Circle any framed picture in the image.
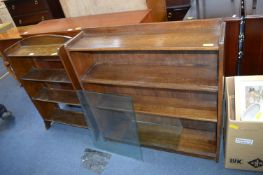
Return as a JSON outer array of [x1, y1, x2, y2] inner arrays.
[[235, 76, 263, 122]]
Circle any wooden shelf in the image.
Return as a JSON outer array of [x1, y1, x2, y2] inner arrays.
[[138, 123, 216, 159], [48, 108, 87, 128], [21, 68, 71, 83], [33, 88, 80, 105], [82, 64, 218, 92], [135, 104, 217, 122], [6, 44, 62, 57], [96, 102, 217, 123]]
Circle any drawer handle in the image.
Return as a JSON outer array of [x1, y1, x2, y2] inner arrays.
[[168, 12, 172, 18], [34, 0, 39, 5], [41, 16, 45, 21], [11, 5, 15, 10], [19, 19, 22, 25]]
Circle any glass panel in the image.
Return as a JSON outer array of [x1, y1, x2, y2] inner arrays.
[[136, 114, 183, 151], [77, 91, 142, 160]]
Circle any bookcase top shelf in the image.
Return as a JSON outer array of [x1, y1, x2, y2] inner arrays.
[[66, 19, 223, 51]]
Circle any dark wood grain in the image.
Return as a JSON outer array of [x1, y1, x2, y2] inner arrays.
[[13, 11, 52, 26], [224, 16, 263, 76], [4, 0, 64, 26]]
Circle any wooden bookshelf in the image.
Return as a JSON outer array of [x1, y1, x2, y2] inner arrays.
[[21, 69, 71, 84], [138, 124, 217, 159], [33, 88, 80, 105], [4, 35, 85, 129], [81, 64, 218, 92], [65, 19, 225, 161], [48, 109, 87, 128]]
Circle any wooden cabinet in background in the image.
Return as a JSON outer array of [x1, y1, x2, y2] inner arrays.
[[65, 19, 225, 161], [3, 0, 64, 26], [21, 10, 152, 37], [166, 0, 191, 21]]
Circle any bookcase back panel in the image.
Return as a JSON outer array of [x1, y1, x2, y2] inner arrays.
[[45, 82, 74, 90], [137, 113, 216, 131], [67, 51, 94, 79], [8, 58, 35, 78], [69, 51, 218, 75], [34, 60, 64, 69], [91, 51, 218, 66]]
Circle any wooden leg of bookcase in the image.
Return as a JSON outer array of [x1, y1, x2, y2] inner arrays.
[[44, 120, 52, 129]]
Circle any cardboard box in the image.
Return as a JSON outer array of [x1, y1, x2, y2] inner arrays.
[[224, 77, 263, 172]]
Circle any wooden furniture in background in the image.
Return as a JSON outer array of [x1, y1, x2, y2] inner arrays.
[[59, 0, 166, 22], [1, 10, 151, 81], [166, 0, 191, 21], [3, 0, 64, 26], [4, 35, 86, 128], [146, 0, 167, 21], [224, 16, 263, 76], [21, 10, 153, 37], [0, 26, 32, 79], [65, 19, 225, 160]]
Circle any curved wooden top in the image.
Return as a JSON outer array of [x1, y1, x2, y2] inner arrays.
[[4, 35, 71, 57]]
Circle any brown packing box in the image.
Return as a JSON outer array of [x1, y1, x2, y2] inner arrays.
[[224, 77, 263, 172]]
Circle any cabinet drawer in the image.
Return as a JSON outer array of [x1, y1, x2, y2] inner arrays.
[[167, 5, 190, 21], [13, 11, 51, 26], [166, 0, 191, 7], [5, 0, 48, 16]]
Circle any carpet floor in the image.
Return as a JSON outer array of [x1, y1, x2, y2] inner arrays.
[[0, 58, 260, 175]]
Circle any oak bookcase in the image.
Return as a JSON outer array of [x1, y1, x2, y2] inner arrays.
[[65, 19, 225, 161], [4, 35, 86, 128]]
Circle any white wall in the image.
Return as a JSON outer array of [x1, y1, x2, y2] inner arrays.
[[0, 3, 14, 25], [59, 0, 148, 17]]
